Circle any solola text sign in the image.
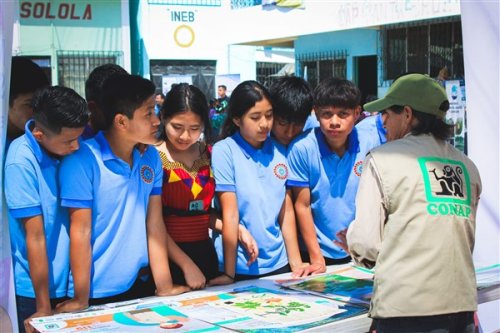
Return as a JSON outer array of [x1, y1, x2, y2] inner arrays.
[[419, 157, 472, 218], [20, 1, 92, 20]]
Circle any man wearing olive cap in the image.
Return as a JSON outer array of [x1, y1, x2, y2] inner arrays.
[[335, 74, 482, 332]]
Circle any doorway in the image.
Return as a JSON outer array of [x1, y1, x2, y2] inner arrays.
[[354, 55, 377, 104]]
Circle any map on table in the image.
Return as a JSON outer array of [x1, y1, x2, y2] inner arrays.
[[276, 265, 374, 306]]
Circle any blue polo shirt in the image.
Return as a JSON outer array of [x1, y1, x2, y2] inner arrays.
[[5, 120, 69, 298], [287, 127, 380, 259], [303, 113, 320, 131], [355, 114, 387, 145], [59, 132, 162, 298], [212, 132, 289, 276]]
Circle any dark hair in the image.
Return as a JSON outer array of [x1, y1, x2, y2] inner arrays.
[[218, 85, 227, 90], [155, 92, 165, 99], [389, 105, 454, 141], [269, 76, 313, 124], [32, 86, 90, 135], [101, 74, 156, 130], [160, 83, 212, 142], [220, 80, 271, 139], [314, 77, 361, 109], [10, 57, 49, 106], [85, 63, 128, 103]]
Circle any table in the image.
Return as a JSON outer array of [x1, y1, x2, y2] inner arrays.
[[29, 265, 373, 333], [29, 264, 500, 333]]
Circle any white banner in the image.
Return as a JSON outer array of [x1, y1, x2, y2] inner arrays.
[[461, 1, 500, 267], [1, 1, 17, 332], [461, 1, 500, 330]]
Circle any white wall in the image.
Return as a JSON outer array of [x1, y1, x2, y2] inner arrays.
[[226, 1, 460, 44], [461, 3, 500, 330]]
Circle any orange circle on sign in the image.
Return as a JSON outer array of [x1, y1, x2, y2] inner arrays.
[[174, 25, 195, 48]]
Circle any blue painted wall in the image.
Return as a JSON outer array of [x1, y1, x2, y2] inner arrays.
[[295, 28, 378, 81]]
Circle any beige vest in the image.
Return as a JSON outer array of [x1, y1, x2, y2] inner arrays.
[[369, 134, 482, 318]]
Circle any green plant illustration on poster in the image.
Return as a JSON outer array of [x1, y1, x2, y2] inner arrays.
[[232, 299, 311, 316]]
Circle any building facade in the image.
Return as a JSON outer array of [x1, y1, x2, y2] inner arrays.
[[14, 0, 130, 97], [15, 0, 462, 102]]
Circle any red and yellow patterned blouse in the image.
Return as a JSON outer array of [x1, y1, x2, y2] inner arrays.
[[159, 148, 215, 243]]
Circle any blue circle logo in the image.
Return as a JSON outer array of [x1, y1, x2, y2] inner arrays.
[[274, 163, 288, 180], [353, 161, 363, 177], [141, 165, 154, 184]]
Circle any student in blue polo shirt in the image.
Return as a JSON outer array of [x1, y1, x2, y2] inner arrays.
[[82, 63, 128, 139], [6, 57, 49, 149], [268, 76, 314, 148], [303, 112, 320, 132], [55, 74, 189, 313], [355, 113, 387, 146], [287, 78, 381, 275], [216, 77, 315, 260], [5, 86, 89, 332], [208, 80, 304, 285]]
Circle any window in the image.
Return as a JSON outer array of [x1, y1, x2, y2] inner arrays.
[[231, 0, 261, 9], [24, 56, 52, 85], [150, 59, 216, 101], [57, 51, 122, 97], [407, 26, 428, 73], [384, 18, 463, 80], [297, 50, 347, 88], [256, 62, 290, 86]]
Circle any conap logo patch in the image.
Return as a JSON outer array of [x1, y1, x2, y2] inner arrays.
[[418, 157, 471, 218]]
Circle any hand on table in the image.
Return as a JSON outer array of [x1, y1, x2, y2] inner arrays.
[[156, 284, 191, 297], [290, 262, 311, 278], [301, 262, 327, 276], [55, 298, 88, 314], [208, 274, 235, 286], [182, 263, 207, 290], [25, 309, 52, 333]]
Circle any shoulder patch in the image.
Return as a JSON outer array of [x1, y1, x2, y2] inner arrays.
[[274, 163, 288, 180], [141, 165, 154, 184], [353, 160, 363, 177]]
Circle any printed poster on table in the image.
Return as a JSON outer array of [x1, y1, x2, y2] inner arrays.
[[30, 285, 368, 332], [276, 265, 374, 306]]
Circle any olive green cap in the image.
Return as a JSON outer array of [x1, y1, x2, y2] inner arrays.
[[363, 74, 449, 119]]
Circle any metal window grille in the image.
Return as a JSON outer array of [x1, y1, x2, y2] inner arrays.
[[57, 51, 122, 97], [231, 0, 262, 9], [150, 60, 216, 102], [148, 0, 221, 6], [297, 50, 347, 88], [256, 62, 288, 86], [385, 28, 406, 80], [384, 18, 463, 80]]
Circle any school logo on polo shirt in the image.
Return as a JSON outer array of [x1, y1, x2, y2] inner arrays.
[[274, 163, 288, 180], [353, 160, 363, 177], [141, 165, 154, 184]]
